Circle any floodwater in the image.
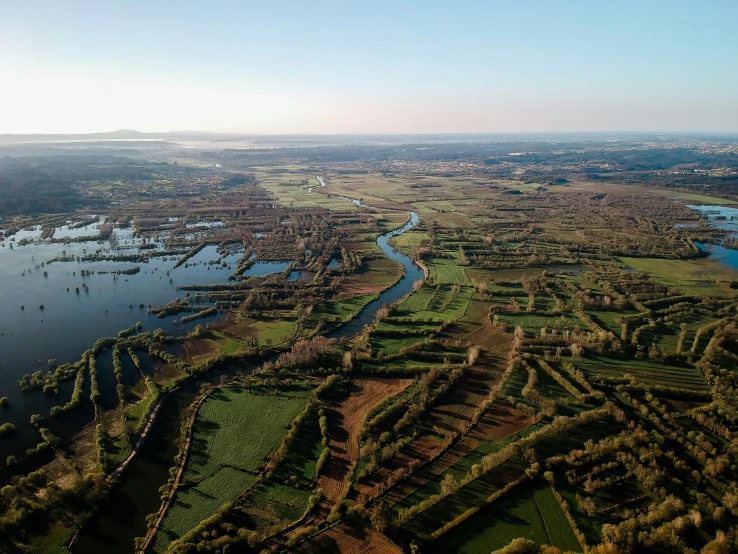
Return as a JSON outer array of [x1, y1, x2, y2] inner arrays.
[[0, 221, 239, 460], [686, 204, 738, 234], [687, 204, 738, 271], [241, 260, 290, 277]]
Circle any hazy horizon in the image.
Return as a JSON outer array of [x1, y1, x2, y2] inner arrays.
[[1, 0, 737, 135], [0, 128, 738, 140]]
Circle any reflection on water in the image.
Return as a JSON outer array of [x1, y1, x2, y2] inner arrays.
[[240, 261, 290, 277], [687, 204, 738, 235]]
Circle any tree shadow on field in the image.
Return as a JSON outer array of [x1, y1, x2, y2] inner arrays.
[[193, 487, 216, 499], [305, 534, 340, 552], [211, 389, 233, 401], [324, 407, 347, 453], [196, 418, 221, 431]]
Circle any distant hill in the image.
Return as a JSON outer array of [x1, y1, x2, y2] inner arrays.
[[0, 129, 160, 143]]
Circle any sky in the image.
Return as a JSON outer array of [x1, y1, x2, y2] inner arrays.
[[0, 0, 737, 135]]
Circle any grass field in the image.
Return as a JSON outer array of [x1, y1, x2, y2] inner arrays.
[[395, 285, 473, 322], [498, 313, 586, 335], [389, 228, 431, 255], [221, 313, 298, 345], [371, 334, 429, 355], [404, 456, 529, 536], [396, 424, 542, 511], [648, 189, 738, 205], [153, 468, 258, 552], [306, 293, 378, 331], [258, 175, 361, 209], [574, 356, 709, 390], [274, 408, 322, 485], [185, 389, 308, 479], [152, 388, 309, 550], [210, 331, 246, 355], [237, 481, 313, 531], [586, 309, 633, 336], [619, 257, 738, 296], [436, 482, 581, 553], [337, 257, 404, 296], [426, 258, 471, 285]]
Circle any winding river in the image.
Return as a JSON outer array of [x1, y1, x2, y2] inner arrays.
[[75, 177, 423, 553]]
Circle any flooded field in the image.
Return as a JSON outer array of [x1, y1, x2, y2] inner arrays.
[[688, 204, 738, 271], [0, 220, 241, 459]]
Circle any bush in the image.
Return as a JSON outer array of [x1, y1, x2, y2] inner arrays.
[[0, 423, 16, 436]]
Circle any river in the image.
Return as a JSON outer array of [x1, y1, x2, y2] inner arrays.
[[74, 177, 424, 553], [309, 177, 425, 337]]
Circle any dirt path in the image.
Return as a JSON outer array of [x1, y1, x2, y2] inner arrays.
[[319, 377, 412, 504], [266, 377, 411, 549]]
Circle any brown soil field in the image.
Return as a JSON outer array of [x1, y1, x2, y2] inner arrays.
[[66, 422, 98, 475], [182, 336, 220, 363], [353, 352, 506, 502], [382, 402, 531, 509], [440, 298, 512, 353], [151, 362, 185, 386], [319, 377, 413, 503], [293, 521, 401, 554], [340, 241, 377, 252], [269, 377, 412, 548]]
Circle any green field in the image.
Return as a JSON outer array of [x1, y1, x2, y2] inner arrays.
[[389, 228, 431, 255], [185, 389, 307, 480], [152, 468, 258, 552], [396, 424, 542, 512], [306, 293, 378, 331], [648, 188, 738, 205], [258, 175, 361, 209], [619, 257, 737, 296], [152, 388, 308, 550], [371, 334, 429, 354], [273, 408, 322, 485], [436, 483, 581, 553], [404, 457, 529, 535], [498, 313, 586, 335], [574, 356, 709, 390], [395, 285, 473, 322], [426, 258, 471, 285], [237, 481, 313, 531]]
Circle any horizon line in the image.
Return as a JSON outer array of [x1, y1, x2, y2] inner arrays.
[[3, 128, 738, 138]]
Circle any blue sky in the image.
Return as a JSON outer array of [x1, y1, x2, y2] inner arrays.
[[1, 0, 736, 134]]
